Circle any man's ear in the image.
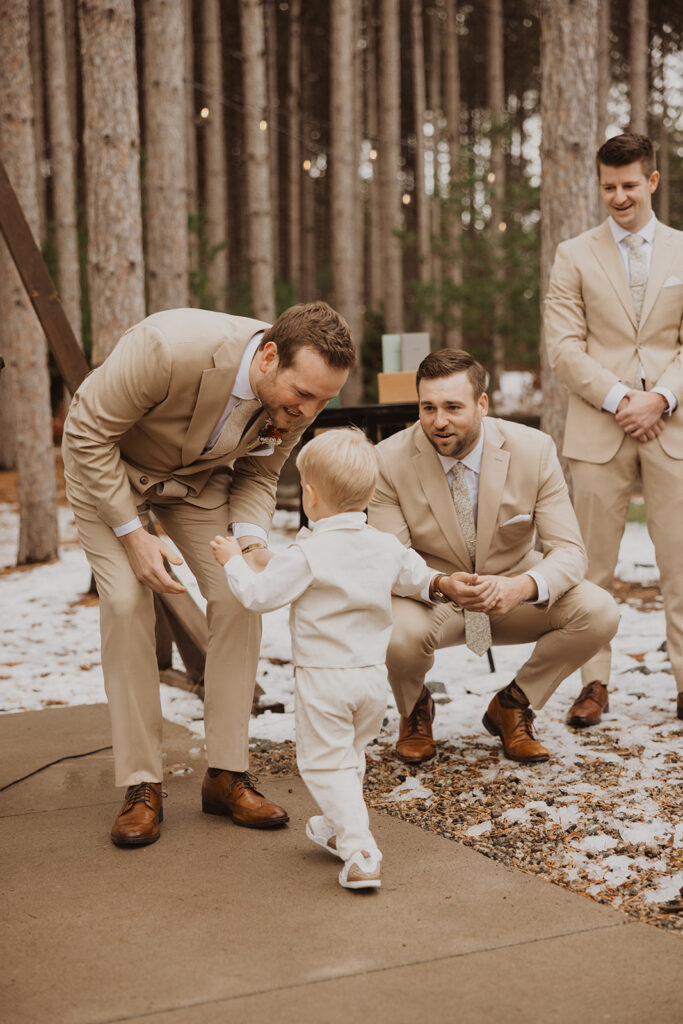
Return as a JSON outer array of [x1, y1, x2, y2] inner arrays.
[[254, 339, 279, 373], [649, 170, 660, 195], [479, 392, 489, 417]]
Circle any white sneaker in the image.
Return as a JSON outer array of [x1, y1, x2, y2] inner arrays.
[[338, 849, 382, 890], [305, 816, 342, 860]]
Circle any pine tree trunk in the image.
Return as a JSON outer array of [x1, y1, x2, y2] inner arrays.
[[265, 0, 280, 280], [201, 0, 229, 309], [143, 0, 189, 313], [287, 0, 302, 296], [185, 0, 199, 286], [597, 0, 610, 144], [411, 0, 431, 338], [44, 0, 82, 355], [539, 0, 599, 465], [487, 0, 505, 398], [79, 0, 146, 364], [365, 3, 383, 314], [62, 0, 79, 147], [378, 0, 403, 334], [443, 0, 461, 348], [331, 0, 363, 404], [0, 0, 59, 563], [239, 0, 275, 323], [29, 0, 47, 243], [629, 0, 648, 134]]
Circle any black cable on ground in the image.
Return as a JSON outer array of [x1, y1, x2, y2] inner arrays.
[[0, 746, 112, 792]]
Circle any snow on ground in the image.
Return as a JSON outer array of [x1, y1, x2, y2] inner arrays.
[[1, 498, 681, 910]]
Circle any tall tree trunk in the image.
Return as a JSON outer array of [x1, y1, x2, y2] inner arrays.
[[143, 0, 189, 313], [265, 0, 280, 280], [45, 0, 83, 411], [629, 0, 648, 134], [378, 0, 403, 334], [597, 0, 610, 144], [443, 0, 461, 348], [79, 0, 145, 365], [539, 0, 599, 464], [487, 0, 505, 398], [201, 0, 229, 309], [239, 0, 275, 323], [62, 0, 79, 148], [331, 0, 362, 404], [29, 0, 48, 242], [0, 0, 59, 563], [365, 2, 382, 314], [411, 0, 431, 339], [287, 0, 302, 297], [185, 0, 199, 286]]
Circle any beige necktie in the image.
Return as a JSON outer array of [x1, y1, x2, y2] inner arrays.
[[450, 462, 492, 657], [200, 398, 261, 460], [624, 233, 647, 324]]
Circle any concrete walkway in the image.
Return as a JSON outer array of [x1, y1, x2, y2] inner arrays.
[[1, 705, 680, 1024]]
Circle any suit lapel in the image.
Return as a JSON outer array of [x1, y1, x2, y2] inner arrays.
[[475, 419, 509, 569], [413, 429, 472, 569], [181, 340, 241, 465], [589, 220, 638, 330], [639, 224, 676, 330]]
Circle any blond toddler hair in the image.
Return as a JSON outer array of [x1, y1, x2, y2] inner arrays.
[[296, 427, 377, 512]]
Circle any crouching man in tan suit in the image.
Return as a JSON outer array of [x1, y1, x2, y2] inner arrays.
[[368, 349, 619, 765], [62, 302, 354, 846], [545, 133, 683, 726]]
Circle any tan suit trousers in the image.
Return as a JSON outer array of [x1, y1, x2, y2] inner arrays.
[[569, 434, 683, 693], [64, 463, 261, 787], [387, 581, 619, 718]]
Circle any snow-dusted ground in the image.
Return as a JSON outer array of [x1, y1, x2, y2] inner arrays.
[[1, 497, 681, 909]]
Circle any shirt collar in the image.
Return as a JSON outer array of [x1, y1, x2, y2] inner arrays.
[[437, 427, 484, 477], [608, 211, 657, 247], [232, 330, 265, 401], [310, 511, 368, 532]]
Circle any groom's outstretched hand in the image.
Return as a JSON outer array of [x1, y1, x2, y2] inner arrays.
[[119, 527, 187, 594]]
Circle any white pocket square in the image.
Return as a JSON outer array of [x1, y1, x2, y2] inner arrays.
[[663, 275, 682, 288], [501, 513, 532, 526]]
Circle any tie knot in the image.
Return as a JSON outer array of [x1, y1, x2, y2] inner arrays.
[[624, 233, 645, 251]]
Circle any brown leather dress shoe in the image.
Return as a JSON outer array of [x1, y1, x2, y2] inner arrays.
[[201, 770, 289, 828], [677, 693, 683, 721], [110, 782, 163, 847], [482, 694, 550, 763], [396, 686, 436, 763], [568, 681, 609, 728]]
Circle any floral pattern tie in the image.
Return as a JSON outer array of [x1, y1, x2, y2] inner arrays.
[[624, 233, 647, 324], [450, 462, 492, 656]]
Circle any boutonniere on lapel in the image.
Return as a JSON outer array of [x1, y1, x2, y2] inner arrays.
[[245, 418, 286, 453]]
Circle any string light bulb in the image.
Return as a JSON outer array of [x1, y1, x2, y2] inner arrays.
[[498, 221, 507, 232], [402, 193, 411, 205], [302, 159, 311, 171], [200, 107, 210, 119], [259, 119, 268, 131], [369, 149, 378, 160], [487, 172, 495, 182]]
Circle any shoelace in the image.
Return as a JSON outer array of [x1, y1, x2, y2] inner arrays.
[[229, 771, 263, 796], [408, 700, 432, 736], [513, 707, 537, 741], [122, 782, 159, 812]]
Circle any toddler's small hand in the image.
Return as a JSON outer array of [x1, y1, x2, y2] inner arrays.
[[210, 535, 241, 566]]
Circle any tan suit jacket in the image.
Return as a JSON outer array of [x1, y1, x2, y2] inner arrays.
[[368, 416, 587, 609], [544, 218, 683, 463], [63, 308, 311, 531]]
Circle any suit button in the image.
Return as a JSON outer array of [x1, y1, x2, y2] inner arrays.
[[139, 475, 149, 485]]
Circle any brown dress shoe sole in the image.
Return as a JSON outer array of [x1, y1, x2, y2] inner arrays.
[[568, 701, 609, 729], [111, 806, 163, 848], [395, 747, 435, 764], [202, 799, 289, 828], [482, 713, 550, 763]]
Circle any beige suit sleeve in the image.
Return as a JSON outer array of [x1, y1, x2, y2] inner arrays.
[[531, 434, 587, 605], [544, 241, 623, 409], [367, 446, 412, 548], [62, 325, 172, 528]]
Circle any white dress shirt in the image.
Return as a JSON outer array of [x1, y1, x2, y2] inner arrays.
[[602, 214, 676, 416], [425, 428, 548, 605], [114, 330, 268, 542]]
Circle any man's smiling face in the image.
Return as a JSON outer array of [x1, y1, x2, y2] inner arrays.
[[251, 342, 349, 432], [418, 371, 488, 459], [599, 159, 659, 234]]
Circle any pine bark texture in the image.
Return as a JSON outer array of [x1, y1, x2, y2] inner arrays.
[[331, 0, 362, 404], [44, 0, 82, 350], [184, 0, 199, 284], [443, 0, 461, 347], [201, 0, 229, 308], [79, 0, 146, 364], [378, 0, 403, 334], [287, 0, 302, 295], [597, 0, 610, 144], [29, 0, 47, 242], [539, 0, 599, 464], [629, 0, 649, 134], [365, 6, 383, 314], [0, 0, 59, 563], [143, 0, 189, 312], [487, 0, 505, 395], [239, 0, 275, 323], [265, 0, 280, 277], [411, 1, 431, 314]]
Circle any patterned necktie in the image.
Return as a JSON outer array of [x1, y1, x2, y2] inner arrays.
[[450, 462, 492, 657], [200, 398, 261, 459], [624, 233, 647, 324]]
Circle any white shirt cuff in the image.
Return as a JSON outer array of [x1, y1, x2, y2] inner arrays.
[[231, 522, 269, 543], [525, 570, 548, 605], [651, 387, 677, 415], [423, 571, 443, 604], [602, 382, 630, 414], [113, 517, 143, 538]]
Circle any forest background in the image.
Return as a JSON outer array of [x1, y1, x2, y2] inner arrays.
[[0, 0, 682, 566]]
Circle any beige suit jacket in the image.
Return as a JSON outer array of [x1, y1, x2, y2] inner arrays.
[[62, 308, 311, 531], [544, 218, 683, 463], [368, 417, 587, 609]]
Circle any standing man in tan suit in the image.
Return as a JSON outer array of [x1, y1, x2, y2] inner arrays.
[[62, 302, 354, 846], [368, 349, 619, 765], [545, 133, 683, 727]]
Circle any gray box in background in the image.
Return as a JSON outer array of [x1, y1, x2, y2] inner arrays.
[[400, 332, 431, 371]]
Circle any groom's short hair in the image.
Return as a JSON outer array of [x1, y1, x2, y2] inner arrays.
[[416, 349, 487, 401], [596, 133, 656, 177], [260, 301, 355, 371]]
